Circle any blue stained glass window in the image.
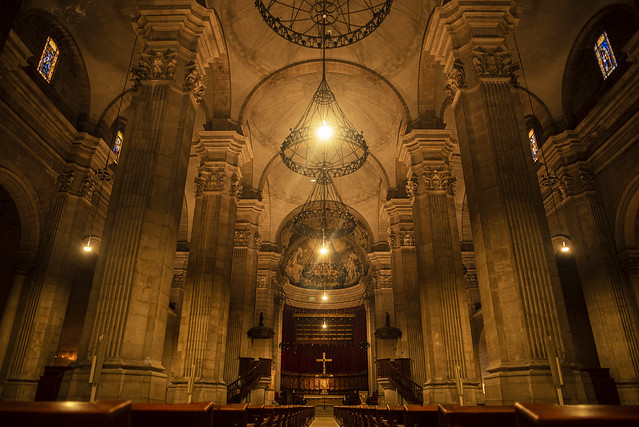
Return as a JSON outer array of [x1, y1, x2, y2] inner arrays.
[[528, 128, 539, 161], [113, 131, 123, 163], [37, 37, 60, 83], [594, 31, 617, 80]]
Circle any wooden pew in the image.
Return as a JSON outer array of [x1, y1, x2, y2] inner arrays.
[[386, 405, 406, 427], [131, 402, 213, 427], [213, 403, 249, 427], [404, 404, 438, 427], [0, 400, 131, 427], [515, 402, 639, 426], [438, 404, 516, 427]]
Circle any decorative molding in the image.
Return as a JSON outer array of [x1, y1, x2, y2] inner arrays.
[[183, 62, 206, 104], [171, 273, 184, 288], [57, 169, 75, 193], [472, 48, 519, 81], [387, 229, 396, 249], [254, 232, 262, 250], [579, 168, 595, 191], [257, 275, 268, 288], [131, 48, 177, 87], [445, 60, 466, 98]]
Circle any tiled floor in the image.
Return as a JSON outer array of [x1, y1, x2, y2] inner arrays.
[[310, 415, 340, 426]]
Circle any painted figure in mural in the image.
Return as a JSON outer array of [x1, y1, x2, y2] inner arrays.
[[285, 246, 304, 284]]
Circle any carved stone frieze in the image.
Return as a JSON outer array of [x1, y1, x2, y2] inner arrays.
[[400, 230, 415, 247], [472, 48, 519, 81], [183, 62, 206, 104], [57, 169, 75, 193], [254, 232, 262, 250], [579, 168, 595, 191], [230, 174, 242, 199], [257, 274, 268, 288], [387, 229, 396, 249], [131, 48, 177, 87], [445, 60, 466, 98]]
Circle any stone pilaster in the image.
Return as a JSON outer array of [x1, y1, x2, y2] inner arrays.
[[168, 131, 249, 404], [399, 129, 482, 404], [430, 0, 589, 404], [383, 199, 426, 386], [368, 250, 393, 393], [223, 198, 264, 385]]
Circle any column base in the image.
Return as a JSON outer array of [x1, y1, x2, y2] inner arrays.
[[483, 364, 594, 405], [1, 377, 39, 400], [61, 363, 168, 402], [167, 379, 227, 404], [422, 381, 484, 405], [616, 379, 639, 405], [377, 378, 401, 405]]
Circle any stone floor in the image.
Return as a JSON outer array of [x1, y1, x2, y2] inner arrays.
[[310, 415, 340, 426]]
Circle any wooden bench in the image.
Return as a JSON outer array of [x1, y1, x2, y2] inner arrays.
[[438, 404, 516, 427], [404, 404, 438, 427], [0, 400, 131, 427], [515, 402, 639, 426], [131, 402, 213, 427]]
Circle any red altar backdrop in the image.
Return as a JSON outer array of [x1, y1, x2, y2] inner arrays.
[[281, 305, 368, 374]]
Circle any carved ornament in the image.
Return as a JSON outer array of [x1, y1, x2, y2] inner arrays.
[[445, 60, 466, 98], [194, 168, 225, 196], [423, 167, 455, 194], [472, 48, 519, 81], [57, 169, 75, 193], [131, 48, 177, 87], [184, 62, 206, 104]]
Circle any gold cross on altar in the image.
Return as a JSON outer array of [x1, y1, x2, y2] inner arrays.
[[316, 352, 333, 374]]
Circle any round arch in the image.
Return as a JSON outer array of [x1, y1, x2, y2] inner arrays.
[[0, 166, 40, 256]]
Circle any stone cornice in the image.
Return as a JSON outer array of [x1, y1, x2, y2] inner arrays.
[[398, 128, 455, 170], [193, 130, 252, 168]]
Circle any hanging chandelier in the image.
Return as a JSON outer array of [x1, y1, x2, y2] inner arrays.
[[292, 176, 356, 239], [255, 0, 394, 49]]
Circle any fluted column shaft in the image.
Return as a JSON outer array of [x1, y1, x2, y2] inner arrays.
[[430, 0, 587, 404], [384, 200, 427, 385], [223, 199, 264, 385], [170, 131, 248, 404], [400, 129, 482, 404]]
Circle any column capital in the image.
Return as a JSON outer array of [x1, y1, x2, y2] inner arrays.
[[194, 165, 242, 198]]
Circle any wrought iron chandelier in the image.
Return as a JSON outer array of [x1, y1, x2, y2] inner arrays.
[[255, 0, 394, 49], [292, 176, 356, 239]]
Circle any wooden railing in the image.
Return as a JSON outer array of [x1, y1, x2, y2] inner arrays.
[[377, 359, 423, 405], [227, 358, 272, 404]]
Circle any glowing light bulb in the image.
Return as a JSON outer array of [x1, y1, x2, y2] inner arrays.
[[561, 241, 570, 253], [322, 322, 327, 329], [322, 292, 328, 301], [83, 238, 92, 252], [317, 120, 332, 140], [319, 244, 328, 255]]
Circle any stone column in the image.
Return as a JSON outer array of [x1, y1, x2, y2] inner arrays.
[[168, 130, 248, 404], [619, 250, 639, 312], [64, 3, 220, 403], [400, 129, 482, 404], [552, 164, 639, 403], [223, 198, 263, 385], [431, 0, 588, 404], [5, 140, 108, 400], [384, 199, 427, 385], [368, 251, 394, 364]]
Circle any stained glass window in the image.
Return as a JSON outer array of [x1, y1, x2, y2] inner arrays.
[[37, 37, 60, 83], [594, 31, 617, 80], [113, 131, 123, 163], [528, 128, 539, 161]]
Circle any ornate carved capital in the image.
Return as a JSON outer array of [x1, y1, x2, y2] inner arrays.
[[183, 62, 206, 104], [234, 229, 252, 247], [79, 175, 97, 203], [194, 167, 225, 196], [399, 230, 415, 247], [472, 48, 519, 81], [57, 169, 75, 193], [131, 48, 177, 87], [230, 174, 242, 199], [406, 177, 419, 199], [579, 168, 595, 191], [445, 60, 466, 98], [423, 167, 455, 194]]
